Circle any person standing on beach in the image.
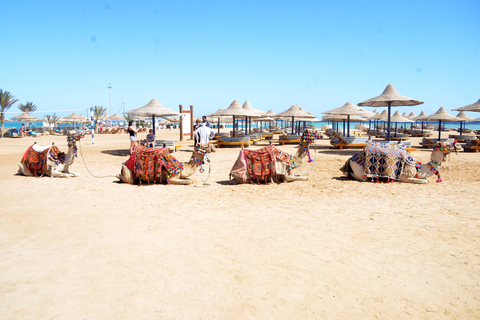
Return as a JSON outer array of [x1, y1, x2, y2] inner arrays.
[[195, 122, 215, 161], [193, 119, 201, 146], [127, 120, 138, 154], [202, 116, 211, 127], [20, 124, 25, 138]]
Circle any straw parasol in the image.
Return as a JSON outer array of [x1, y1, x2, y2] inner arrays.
[[275, 104, 315, 134], [11, 112, 41, 128], [407, 112, 417, 120], [108, 113, 126, 121], [455, 111, 475, 135], [358, 84, 424, 141], [421, 107, 463, 140], [323, 102, 372, 137], [322, 114, 364, 135], [451, 99, 480, 112], [213, 100, 260, 137], [389, 110, 413, 137], [241, 101, 266, 134], [206, 109, 232, 133], [125, 99, 181, 135]]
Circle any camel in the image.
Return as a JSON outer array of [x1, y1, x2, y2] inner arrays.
[[230, 129, 317, 183], [116, 143, 215, 185], [18, 131, 85, 178], [341, 140, 457, 184]]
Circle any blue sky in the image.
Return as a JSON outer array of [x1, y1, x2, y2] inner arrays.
[[2, 0, 479, 119]]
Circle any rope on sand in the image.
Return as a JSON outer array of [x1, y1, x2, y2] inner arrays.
[[448, 151, 462, 185], [194, 157, 212, 188], [78, 140, 117, 178], [292, 147, 317, 175]]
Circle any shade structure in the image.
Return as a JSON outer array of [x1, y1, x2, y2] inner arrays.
[[389, 111, 413, 137], [11, 112, 41, 128], [421, 107, 463, 140], [323, 102, 372, 137], [407, 112, 417, 120], [108, 113, 126, 121], [205, 108, 233, 133], [12, 112, 41, 122], [213, 100, 260, 137], [455, 111, 475, 134], [241, 101, 266, 134], [275, 104, 315, 134], [125, 99, 181, 135], [63, 112, 88, 122], [322, 114, 364, 136], [358, 84, 424, 141], [452, 99, 480, 112]]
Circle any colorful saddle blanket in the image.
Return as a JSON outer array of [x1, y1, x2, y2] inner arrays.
[[362, 140, 416, 180], [21, 145, 65, 177], [235, 144, 294, 183], [129, 146, 183, 183]]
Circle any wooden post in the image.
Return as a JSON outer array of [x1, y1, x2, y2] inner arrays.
[[179, 105, 183, 141], [190, 105, 194, 140]]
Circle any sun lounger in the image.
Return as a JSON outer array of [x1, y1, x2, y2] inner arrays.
[[212, 132, 229, 140], [412, 130, 432, 137], [448, 134, 477, 142], [463, 139, 480, 153], [278, 134, 301, 145], [156, 140, 181, 152], [213, 136, 252, 148], [329, 131, 367, 150]]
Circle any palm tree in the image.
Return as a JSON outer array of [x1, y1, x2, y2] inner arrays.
[[0, 90, 19, 138], [18, 101, 38, 113], [92, 106, 107, 133], [43, 113, 60, 134]]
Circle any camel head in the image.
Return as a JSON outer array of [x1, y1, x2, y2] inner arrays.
[[431, 141, 453, 163], [67, 131, 85, 147], [293, 129, 318, 167]]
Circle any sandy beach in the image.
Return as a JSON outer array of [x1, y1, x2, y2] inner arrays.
[[1, 129, 479, 319]]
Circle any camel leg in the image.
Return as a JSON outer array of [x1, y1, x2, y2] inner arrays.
[[398, 176, 429, 184], [348, 160, 365, 181], [116, 164, 134, 184], [65, 170, 79, 177], [50, 169, 71, 178], [18, 163, 33, 176], [167, 177, 193, 185], [284, 174, 307, 182]]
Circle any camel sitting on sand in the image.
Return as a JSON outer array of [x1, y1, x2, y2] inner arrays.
[[18, 131, 84, 178], [116, 143, 215, 185], [230, 129, 317, 183], [341, 140, 457, 184]]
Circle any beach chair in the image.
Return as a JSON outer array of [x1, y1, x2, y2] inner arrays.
[[329, 131, 367, 150], [156, 140, 181, 152], [412, 130, 432, 137], [463, 139, 480, 153], [420, 138, 437, 148], [278, 134, 301, 145], [213, 136, 252, 148]]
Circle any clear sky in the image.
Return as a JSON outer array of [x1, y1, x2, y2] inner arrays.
[[2, 0, 479, 119]]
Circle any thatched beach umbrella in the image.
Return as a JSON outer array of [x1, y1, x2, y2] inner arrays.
[[12, 112, 41, 128], [213, 100, 259, 137], [455, 111, 475, 135], [389, 110, 413, 137], [451, 99, 480, 112], [108, 113, 126, 121], [422, 107, 463, 140], [125, 99, 181, 135], [323, 102, 371, 137], [322, 114, 364, 135], [242, 101, 265, 134], [275, 104, 315, 134], [358, 84, 424, 141]]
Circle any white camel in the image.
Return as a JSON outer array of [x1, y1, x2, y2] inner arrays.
[[342, 140, 457, 184], [18, 131, 84, 178], [230, 129, 317, 183], [116, 143, 215, 185]]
